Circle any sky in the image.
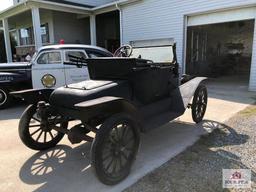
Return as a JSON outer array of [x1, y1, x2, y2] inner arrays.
[[0, 0, 13, 11]]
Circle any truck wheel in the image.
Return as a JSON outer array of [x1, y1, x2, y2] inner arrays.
[[192, 85, 208, 123], [91, 113, 140, 185], [19, 104, 68, 151], [0, 88, 12, 109]]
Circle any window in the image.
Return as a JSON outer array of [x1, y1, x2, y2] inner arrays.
[[19, 23, 50, 46], [41, 23, 49, 44], [37, 52, 62, 64], [65, 51, 87, 61], [86, 49, 112, 58], [19, 27, 34, 46]]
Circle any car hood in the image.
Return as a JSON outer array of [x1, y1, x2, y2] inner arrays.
[[50, 80, 132, 108], [67, 80, 114, 90], [0, 62, 31, 70]]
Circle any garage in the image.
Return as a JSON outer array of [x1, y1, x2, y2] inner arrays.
[[185, 7, 256, 88], [96, 10, 120, 53]]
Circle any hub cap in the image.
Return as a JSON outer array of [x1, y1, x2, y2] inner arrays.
[[28, 113, 61, 143], [0, 89, 7, 106]]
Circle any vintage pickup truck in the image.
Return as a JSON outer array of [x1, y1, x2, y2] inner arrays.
[[0, 44, 112, 109]]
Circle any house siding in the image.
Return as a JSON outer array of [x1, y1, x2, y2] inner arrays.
[[121, 0, 256, 90], [249, 22, 256, 91]]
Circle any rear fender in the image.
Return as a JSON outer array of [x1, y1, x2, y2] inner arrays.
[[74, 96, 142, 128], [10, 89, 54, 104]]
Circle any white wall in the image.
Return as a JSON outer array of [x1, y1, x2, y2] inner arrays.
[[121, 0, 256, 90], [52, 11, 90, 44]]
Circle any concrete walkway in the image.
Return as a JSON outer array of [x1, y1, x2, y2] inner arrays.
[[0, 79, 255, 192]]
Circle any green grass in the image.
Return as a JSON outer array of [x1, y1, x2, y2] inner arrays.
[[239, 105, 256, 117]]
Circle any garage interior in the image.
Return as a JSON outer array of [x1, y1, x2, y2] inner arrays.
[[186, 19, 255, 84], [96, 10, 120, 53]]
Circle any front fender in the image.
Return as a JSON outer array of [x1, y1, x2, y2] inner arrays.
[[10, 89, 54, 104], [0, 72, 30, 85]]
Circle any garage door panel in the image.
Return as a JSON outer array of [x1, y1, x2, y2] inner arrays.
[[188, 7, 256, 26]]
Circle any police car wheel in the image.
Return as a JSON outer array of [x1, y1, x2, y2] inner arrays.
[[0, 88, 11, 109]]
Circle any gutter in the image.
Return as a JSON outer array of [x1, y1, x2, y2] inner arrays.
[[92, 0, 141, 12], [0, 0, 141, 19], [31, 0, 92, 11]]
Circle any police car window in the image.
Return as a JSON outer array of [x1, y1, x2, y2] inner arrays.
[[86, 50, 110, 58], [37, 52, 61, 64], [65, 51, 87, 61]]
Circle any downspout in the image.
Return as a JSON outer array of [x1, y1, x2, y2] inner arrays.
[[116, 3, 123, 45]]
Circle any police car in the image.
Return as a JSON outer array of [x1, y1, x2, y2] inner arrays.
[[0, 44, 113, 109]]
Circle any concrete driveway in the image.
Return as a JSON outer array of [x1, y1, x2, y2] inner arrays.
[[0, 78, 255, 192]]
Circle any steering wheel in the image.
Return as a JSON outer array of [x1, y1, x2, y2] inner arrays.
[[113, 45, 133, 57]]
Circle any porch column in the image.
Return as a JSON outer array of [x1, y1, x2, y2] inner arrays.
[[31, 7, 42, 51], [2, 18, 12, 62], [90, 15, 97, 46]]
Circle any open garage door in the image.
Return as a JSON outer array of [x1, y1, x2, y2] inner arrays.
[[96, 10, 120, 53], [186, 7, 256, 89], [188, 7, 256, 27]]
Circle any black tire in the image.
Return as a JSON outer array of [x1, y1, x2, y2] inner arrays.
[[19, 104, 68, 151], [91, 113, 140, 185], [192, 85, 208, 123], [0, 88, 12, 109]]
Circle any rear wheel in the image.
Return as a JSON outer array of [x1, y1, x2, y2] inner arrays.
[[192, 85, 208, 123], [91, 113, 140, 185], [0, 88, 12, 109], [19, 104, 68, 151]]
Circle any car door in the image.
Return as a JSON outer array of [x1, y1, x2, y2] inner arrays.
[[64, 49, 89, 85], [32, 50, 65, 89]]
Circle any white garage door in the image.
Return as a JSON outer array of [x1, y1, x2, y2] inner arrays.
[[188, 7, 256, 26]]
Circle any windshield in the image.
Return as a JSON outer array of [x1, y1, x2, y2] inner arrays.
[[130, 46, 174, 63], [31, 51, 38, 63]]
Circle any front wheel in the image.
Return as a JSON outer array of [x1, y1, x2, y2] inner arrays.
[[192, 85, 208, 123], [91, 113, 140, 185], [19, 104, 68, 151], [0, 88, 12, 109]]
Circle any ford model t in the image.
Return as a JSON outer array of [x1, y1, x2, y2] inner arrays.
[[13, 39, 208, 185]]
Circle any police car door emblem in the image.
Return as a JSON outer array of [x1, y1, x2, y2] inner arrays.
[[41, 74, 56, 88]]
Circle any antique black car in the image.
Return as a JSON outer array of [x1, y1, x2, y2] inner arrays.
[[13, 39, 208, 185]]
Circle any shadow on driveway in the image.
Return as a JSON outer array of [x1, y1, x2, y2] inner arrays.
[[18, 119, 250, 192]]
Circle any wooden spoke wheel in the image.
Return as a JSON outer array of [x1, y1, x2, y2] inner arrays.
[[91, 113, 140, 185], [192, 85, 208, 123], [19, 104, 68, 151]]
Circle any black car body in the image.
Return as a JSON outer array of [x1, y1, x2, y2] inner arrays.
[[14, 40, 208, 185]]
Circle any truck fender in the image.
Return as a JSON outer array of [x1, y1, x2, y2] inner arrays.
[[10, 89, 54, 104], [74, 96, 142, 129]]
